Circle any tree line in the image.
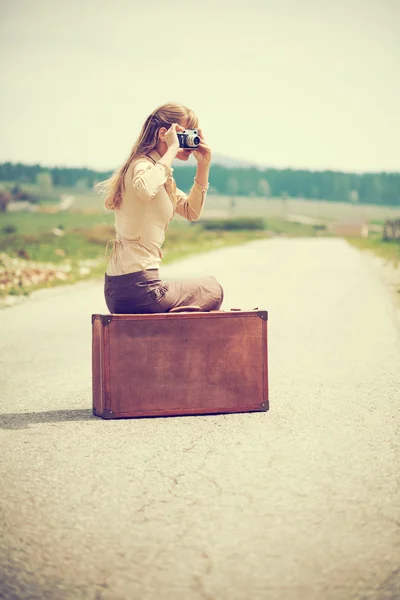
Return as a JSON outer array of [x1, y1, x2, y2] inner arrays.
[[0, 161, 399, 206]]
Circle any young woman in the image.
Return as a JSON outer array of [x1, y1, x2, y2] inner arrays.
[[98, 103, 224, 314]]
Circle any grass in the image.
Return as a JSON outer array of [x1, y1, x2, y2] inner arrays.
[[345, 234, 400, 267], [4, 179, 400, 221], [0, 210, 113, 235], [346, 235, 400, 300], [0, 212, 275, 299], [1, 188, 399, 300]]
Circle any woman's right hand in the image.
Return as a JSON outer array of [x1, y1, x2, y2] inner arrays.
[[163, 123, 183, 152]]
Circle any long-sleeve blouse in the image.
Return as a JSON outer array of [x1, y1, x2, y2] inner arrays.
[[106, 149, 208, 275]]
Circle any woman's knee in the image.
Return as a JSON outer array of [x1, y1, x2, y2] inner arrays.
[[217, 284, 224, 309], [211, 281, 224, 310]]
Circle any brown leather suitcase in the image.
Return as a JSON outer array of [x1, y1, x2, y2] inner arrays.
[[92, 310, 269, 419]]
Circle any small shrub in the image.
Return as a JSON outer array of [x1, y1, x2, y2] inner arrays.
[[383, 219, 400, 242], [201, 217, 267, 231], [80, 224, 115, 244], [2, 224, 17, 235]]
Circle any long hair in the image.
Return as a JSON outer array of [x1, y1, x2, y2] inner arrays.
[[97, 103, 199, 210]]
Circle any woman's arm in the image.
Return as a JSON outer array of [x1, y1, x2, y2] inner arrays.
[[192, 128, 211, 187], [132, 123, 182, 202], [175, 128, 212, 220], [175, 180, 209, 221], [132, 160, 171, 202], [174, 127, 211, 219]]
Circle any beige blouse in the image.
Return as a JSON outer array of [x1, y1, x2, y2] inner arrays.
[[106, 149, 209, 276]]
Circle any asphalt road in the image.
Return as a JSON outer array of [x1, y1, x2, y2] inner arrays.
[[1, 237, 399, 600]]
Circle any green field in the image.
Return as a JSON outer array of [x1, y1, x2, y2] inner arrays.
[[3, 178, 400, 222], [205, 195, 400, 223], [0, 211, 273, 299], [345, 235, 400, 267], [1, 186, 399, 301]]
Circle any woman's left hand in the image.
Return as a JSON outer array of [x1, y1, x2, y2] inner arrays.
[[193, 128, 212, 165]]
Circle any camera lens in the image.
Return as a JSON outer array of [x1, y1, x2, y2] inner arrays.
[[186, 135, 200, 147]]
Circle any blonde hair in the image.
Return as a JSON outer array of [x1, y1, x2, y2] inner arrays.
[[97, 103, 199, 210]]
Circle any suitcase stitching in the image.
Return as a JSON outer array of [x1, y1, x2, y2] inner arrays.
[[262, 318, 269, 408], [103, 318, 112, 415], [104, 312, 265, 320], [110, 405, 265, 416], [91, 316, 96, 414]]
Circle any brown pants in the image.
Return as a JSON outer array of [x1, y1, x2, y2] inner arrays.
[[104, 269, 224, 314]]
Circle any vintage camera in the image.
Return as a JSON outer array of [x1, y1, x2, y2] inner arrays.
[[177, 129, 201, 149]]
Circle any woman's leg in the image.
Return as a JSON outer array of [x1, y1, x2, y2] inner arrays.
[[104, 270, 167, 314], [147, 276, 224, 313], [104, 271, 224, 314]]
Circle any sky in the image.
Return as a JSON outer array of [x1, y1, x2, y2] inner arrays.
[[0, 0, 399, 173]]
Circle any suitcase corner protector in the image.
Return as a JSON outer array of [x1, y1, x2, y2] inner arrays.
[[100, 314, 113, 326], [93, 407, 115, 419], [103, 408, 115, 419], [257, 310, 268, 321], [92, 314, 111, 325]]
